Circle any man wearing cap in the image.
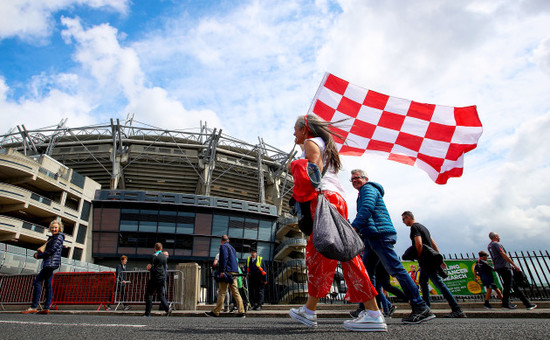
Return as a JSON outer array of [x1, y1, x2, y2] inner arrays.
[[474, 250, 503, 309], [245, 250, 267, 311], [350, 169, 434, 324]]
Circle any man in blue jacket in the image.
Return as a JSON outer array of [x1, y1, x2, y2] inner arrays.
[[205, 235, 246, 318], [22, 220, 65, 314], [350, 169, 434, 324]]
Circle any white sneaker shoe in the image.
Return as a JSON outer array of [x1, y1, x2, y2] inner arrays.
[[344, 310, 387, 332], [289, 306, 318, 327]]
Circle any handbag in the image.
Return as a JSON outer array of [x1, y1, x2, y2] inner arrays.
[[289, 161, 324, 236], [312, 193, 364, 262], [37, 242, 47, 254]]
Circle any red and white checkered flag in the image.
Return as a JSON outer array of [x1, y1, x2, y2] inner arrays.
[[309, 73, 483, 184]]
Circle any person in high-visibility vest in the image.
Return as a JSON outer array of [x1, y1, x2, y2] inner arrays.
[[245, 250, 267, 310]]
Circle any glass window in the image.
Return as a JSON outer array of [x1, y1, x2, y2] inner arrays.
[[80, 201, 91, 221], [76, 225, 87, 244], [119, 232, 139, 247], [175, 211, 195, 234], [176, 223, 194, 234], [139, 221, 157, 233], [177, 211, 195, 223], [257, 242, 271, 259], [157, 235, 175, 251], [228, 217, 244, 238], [120, 209, 140, 221], [243, 218, 259, 239], [120, 220, 138, 232], [158, 222, 175, 234], [210, 238, 221, 257], [258, 220, 274, 241], [72, 247, 83, 260], [137, 233, 157, 249], [159, 210, 177, 223], [175, 234, 193, 251], [212, 215, 228, 236], [140, 209, 158, 221]]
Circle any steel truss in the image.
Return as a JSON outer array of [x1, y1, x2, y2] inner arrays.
[[0, 117, 295, 214]]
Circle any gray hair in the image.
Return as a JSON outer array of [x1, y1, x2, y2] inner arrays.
[[489, 232, 497, 240], [351, 169, 368, 178]]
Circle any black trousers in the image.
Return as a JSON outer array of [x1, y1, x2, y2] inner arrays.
[[145, 278, 169, 315], [496, 268, 531, 307], [249, 278, 265, 307]]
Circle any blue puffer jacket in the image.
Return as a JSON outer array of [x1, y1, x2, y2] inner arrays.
[[37, 233, 65, 269], [351, 182, 396, 238]]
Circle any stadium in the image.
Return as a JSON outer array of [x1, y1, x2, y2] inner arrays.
[[0, 117, 310, 303]]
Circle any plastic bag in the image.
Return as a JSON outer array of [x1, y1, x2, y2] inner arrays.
[[312, 194, 364, 262]]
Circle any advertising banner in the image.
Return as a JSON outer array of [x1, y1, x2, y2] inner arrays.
[[391, 260, 501, 296]]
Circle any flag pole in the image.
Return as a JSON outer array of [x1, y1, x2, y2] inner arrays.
[[306, 72, 329, 115]]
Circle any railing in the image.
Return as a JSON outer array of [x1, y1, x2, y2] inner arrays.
[[439, 250, 550, 301], [0, 243, 114, 274], [200, 250, 550, 305], [111, 270, 184, 311]]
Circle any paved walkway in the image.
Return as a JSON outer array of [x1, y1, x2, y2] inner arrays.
[[3, 301, 549, 318]]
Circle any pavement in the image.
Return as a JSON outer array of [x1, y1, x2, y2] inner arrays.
[[1, 309, 550, 340], [3, 301, 549, 318]]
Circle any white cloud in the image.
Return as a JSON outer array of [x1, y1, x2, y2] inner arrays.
[[58, 16, 222, 130], [2, 0, 550, 254], [61, 17, 144, 98], [0, 77, 95, 131], [0, 0, 129, 42], [533, 35, 550, 75], [131, 1, 336, 144], [124, 86, 221, 129]]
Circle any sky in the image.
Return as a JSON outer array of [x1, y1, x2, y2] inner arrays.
[[1, 0, 549, 257]]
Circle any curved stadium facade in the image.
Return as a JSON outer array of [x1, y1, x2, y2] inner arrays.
[[0, 119, 306, 262]]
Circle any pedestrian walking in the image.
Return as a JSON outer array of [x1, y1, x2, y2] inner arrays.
[[21, 219, 65, 315], [488, 232, 537, 310], [349, 169, 434, 325], [401, 211, 466, 318], [288, 114, 386, 332], [144, 243, 171, 317]]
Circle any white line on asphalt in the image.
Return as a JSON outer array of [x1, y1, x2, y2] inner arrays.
[[0, 320, 146, 328]]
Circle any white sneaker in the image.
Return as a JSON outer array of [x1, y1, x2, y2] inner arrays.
[[289, 306, 318, 327], [344, 310, 387, 332]]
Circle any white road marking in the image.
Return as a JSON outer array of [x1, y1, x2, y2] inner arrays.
[[0, 320, 146, 328]]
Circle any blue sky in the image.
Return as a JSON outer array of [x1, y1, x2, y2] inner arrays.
[[1, 0, 550, 256]]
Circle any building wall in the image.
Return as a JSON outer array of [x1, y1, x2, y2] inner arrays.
[[91, 190, 278, 266], [0, 148, 101, 262]]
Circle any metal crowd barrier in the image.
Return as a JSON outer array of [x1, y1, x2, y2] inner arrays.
[[0, 270, 184, 311], [0, 274, 44, 310], [112, 270, 184, 311], [51, 272, 116, 310]]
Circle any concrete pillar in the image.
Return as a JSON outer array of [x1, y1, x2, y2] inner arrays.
[[176, 262, 201, 310]]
